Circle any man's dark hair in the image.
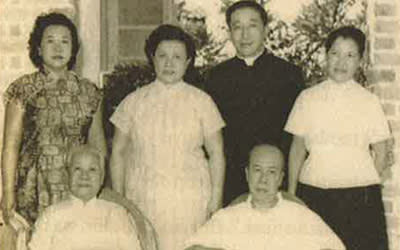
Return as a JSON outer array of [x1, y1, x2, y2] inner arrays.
[[226, 1, 268, 28]]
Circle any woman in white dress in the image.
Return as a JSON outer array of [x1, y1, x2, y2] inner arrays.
[[109, 24, 226, 250]]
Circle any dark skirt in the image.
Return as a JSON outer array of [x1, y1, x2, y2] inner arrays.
[[297, 183, 389, 250]]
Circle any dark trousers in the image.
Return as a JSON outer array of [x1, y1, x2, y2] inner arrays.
[[297, 183, 389, 250]]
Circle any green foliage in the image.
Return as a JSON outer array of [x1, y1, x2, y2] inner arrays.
[[179, 0, 368, 86]]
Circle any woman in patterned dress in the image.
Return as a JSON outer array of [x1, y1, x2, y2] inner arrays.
[[110, 25, 226, 250], [1, 12, 105, 225]]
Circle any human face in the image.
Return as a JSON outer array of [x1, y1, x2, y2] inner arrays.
[[326, 37, 361, 83], [229, 7, 266, 58], [152, 40, 191, 85], [69, 152, 103, 202], [246, 149, 283, 209], [40, 25, 72, 73]]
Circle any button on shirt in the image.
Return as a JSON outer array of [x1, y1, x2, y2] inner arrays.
[[285, 79, 391, 188], [29, 196, 141, 250], [184, 193, 344, 250]]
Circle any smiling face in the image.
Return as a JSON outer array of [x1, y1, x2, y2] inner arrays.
[[229, 7, 266, 58], [69, 151, 103, 202], [40, 25, 72, 73], [326, 37, 362, 83], [152, 40, 191, 85], [246, 145, 284, 209]]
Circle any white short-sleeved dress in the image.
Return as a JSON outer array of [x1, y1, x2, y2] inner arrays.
[[110, 80, 225, 250]]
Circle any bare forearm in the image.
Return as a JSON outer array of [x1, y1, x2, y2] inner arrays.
[[209, 152, 225, 209], [205, 131, 225, 212], [110, 150, 126, 195], [109, 129, 130, 195], [371, 140, 389, 177], [1, 102, 24, 217], [288, 136, 307, 195], [88, 101, 107, 156]]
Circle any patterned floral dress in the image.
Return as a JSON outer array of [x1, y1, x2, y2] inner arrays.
[[4, 70, 102, 224]]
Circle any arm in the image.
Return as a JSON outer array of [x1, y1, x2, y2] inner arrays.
[[204, 129, 225, 215], [288, 135, 307, 195], [371, 139, 390, 182], [88, 100, 107, 157], [109, 128, 131, 195], [1, 101, 24, 224]]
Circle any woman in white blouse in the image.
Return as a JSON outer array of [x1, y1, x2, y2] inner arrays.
[[285, 26, 391, 250], [109, 25, 225, 250]]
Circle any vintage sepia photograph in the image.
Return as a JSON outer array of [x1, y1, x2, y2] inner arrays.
[[0, 0, 399, 250]]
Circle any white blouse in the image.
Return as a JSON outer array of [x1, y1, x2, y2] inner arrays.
[[285, 79, 391, 188], [29, 196, 141, 250]]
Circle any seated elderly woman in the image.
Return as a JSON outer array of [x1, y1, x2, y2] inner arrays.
[[28, 145, 145, 250], [184, 145, 345, 250]]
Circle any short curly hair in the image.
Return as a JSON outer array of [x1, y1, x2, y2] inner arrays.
[[29, 12, 80, 70], [325, 26, 366, 57], [144, 24, 196, 83]]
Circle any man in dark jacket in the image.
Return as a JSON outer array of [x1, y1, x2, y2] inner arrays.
[[205, 0, 304, 205]]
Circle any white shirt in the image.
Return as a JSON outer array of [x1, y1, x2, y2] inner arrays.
[[29, 196, 142, 250], [285, 79, 391, 188], [236, 48, 265, 66], [184, 193, 345, 250]]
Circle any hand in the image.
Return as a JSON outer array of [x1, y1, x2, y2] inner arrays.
[[0, 195, 15, 225], [380, 167, 392, 183]]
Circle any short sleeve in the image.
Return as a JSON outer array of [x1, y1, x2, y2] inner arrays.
[[79, 78, 103, 114], [200, 94, 225, 137], [284, 91, 309, 136], [3, 74, 38, 108], [110, 93, 136, 134], [368, 96, 391, 143]]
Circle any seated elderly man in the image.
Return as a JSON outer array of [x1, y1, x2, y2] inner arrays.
[[184, 144, 345, 250], [29, 145, 142, 250]]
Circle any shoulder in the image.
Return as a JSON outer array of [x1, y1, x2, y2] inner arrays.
[[73, 73, 102, 95], [10, 72, 40, 85], [38, 199, 74, 221], [279, 198, 324, 222], [213, 202, 250, 220], [264, 54, 302, 75], [207, 57, 240, 77], [183, 83, 213, 101], [354, 84, 381, 102], [6, 72, 41, 93], [118, 83, 153, 106], [298, 80, 328, 100]]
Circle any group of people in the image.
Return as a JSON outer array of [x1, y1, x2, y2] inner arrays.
[[0, 1, 392, 250]]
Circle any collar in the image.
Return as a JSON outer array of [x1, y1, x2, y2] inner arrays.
[[237, 48, 265, 66], [69, 194, 98, 208], [326, 77, 359, 90], [153, 78, 185, 91], [246, 192, 282, 212], [40, 68, 77, 84]]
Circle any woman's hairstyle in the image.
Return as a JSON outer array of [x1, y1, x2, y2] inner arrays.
[[29, 12, 80, 70], [144, 24, 197, 83], [226, 0, 268, 28], [325, 26, 366, 56]]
